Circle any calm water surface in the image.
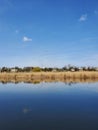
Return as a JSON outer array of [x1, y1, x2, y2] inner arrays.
[[0, 82, 98, 130]]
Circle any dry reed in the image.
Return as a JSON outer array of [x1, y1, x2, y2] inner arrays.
[[0, 71, 98, 84]]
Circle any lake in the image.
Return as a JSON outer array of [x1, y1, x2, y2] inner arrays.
[[0, 82, 98, 130]]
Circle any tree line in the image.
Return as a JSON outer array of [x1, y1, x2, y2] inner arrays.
[[0, 65, 98, 72]]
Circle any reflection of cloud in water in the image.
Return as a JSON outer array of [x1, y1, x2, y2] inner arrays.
[[23, 108, 32, 114]]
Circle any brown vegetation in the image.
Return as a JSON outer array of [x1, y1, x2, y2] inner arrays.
[[0, 71, 98, 84]]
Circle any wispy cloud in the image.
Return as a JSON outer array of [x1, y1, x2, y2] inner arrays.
[[23, 36, 32, 42], [94, 10, 98, 15], [15, 30, 19, 34], [79, 14, 87, 22]]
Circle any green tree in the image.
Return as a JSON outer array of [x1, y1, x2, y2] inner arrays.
[[32, 67, 41, 72]]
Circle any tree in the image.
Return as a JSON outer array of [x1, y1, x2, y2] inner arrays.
[[23, 67, 33, 72], [32, 67, 41, 72], [1, 67, 11, 72]]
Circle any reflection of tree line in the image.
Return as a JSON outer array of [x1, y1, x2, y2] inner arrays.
[[0, 78, 98, 85]]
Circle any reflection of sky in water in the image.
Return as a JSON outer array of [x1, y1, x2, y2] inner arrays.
[[0, 82, 98, 130], [0, 82, 98, 94]]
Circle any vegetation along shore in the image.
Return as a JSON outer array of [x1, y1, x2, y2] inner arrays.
[[0, 71, 98, 84], [0, 66, 98, 83]]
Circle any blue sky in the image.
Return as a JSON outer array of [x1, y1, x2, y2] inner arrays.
[[0, 0, 98, 67]]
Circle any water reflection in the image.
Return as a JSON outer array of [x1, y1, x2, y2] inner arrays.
[[23, 108, 32, 114], [0, 82, 98, 130], [0, 78, 98, 84]]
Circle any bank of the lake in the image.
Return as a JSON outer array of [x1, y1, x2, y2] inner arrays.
[[0, 71, 98, 84]]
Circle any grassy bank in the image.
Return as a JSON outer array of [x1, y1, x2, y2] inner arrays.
[[0, 71, 98, 83]]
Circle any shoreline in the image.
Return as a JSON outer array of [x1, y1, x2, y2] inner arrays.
[[0, 71, 98, 84]]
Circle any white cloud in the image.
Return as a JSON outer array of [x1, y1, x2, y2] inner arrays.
[[23, 36, 32, 42], [79, 14, 87, 22]]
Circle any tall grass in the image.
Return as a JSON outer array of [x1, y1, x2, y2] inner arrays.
[[0, 71, 98, 83]]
